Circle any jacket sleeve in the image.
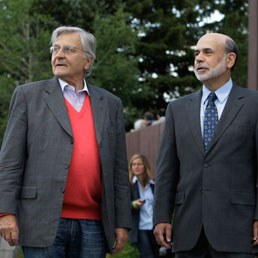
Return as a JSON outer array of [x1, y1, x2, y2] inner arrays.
[[0, 86, 28, 214], [113, 99, 131, 229], [153, 103, 179, 225]]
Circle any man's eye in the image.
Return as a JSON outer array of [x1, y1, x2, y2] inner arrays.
[[64, 46, 75, 53], [63, 46, 70, 52]]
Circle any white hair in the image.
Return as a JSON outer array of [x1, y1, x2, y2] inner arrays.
[[51, 26, 96, 76]]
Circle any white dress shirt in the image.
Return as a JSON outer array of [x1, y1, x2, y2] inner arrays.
[[58, 79, 89, 112]]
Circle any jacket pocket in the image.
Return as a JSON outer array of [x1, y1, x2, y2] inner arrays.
[[175, 192, 185, 205], [231, 191, 255, 206], [20, 186, 37, 199]]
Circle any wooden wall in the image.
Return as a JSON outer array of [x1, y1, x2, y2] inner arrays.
[[126, 122, 164, 178], [248, 0, 258, 90]]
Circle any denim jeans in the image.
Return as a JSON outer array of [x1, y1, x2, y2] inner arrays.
[[136, 230, 156, 258], [22, 218, 106, 258]]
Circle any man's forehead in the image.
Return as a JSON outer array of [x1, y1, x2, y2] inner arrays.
[[195, 46, 215, 52], [196, 33, 226, 50], [55, 32, 81, 45]]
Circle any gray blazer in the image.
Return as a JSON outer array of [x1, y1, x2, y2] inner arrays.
[[0, 77, 131, 252], [154, 84, 258, 254]]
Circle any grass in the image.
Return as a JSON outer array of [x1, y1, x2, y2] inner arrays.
[[106, 242, 140, 258], [18, 247, 24, 258]]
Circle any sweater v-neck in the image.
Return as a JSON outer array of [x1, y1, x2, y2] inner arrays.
[[65, 96, 88, 118]]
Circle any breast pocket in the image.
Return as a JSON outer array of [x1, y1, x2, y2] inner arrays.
[[225, 123, 250, 143]]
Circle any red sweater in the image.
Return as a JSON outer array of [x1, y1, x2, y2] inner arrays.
[[0, 95, 102, 219], [61, 95, 102, 220]]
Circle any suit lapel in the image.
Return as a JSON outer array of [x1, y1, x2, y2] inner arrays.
[[43, 77, 73, 137], [185, 90, 205, 156], [207, 84, 245, 153], [88, 84, 106, 145]]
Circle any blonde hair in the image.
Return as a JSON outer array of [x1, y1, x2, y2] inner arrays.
[[129, 154, 153, 186]]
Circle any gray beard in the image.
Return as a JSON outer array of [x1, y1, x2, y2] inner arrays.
[[194, 55, 227, 82]]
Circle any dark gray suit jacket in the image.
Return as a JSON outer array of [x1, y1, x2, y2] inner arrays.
[[154, 84, 258, 253], [0, 77, 131, 252]]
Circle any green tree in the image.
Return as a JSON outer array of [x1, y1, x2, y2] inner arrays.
[[124, 0, 248, 116], [0, 0, 250, 142], [33, 0, 143, 129], [91, 9, 140, 104], [0, 1, 141, 140], [203, 0, 248, 87], [89, 8, 142, 129], [0, 0, 52, 83], [0, 0, 53, 143]]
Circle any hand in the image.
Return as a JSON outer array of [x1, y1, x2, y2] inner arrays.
[[253, 220, 258, 246], [0, 215, 19, 246], [133, 198, 145, 209], [112, 227, 128, 254], [154, 223, 172, 249]]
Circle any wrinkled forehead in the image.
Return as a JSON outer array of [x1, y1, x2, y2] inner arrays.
[[54, 32, 82, 47], [196, 34, 226, 52]]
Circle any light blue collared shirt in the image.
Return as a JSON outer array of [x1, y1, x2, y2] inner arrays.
[[200, 78, 233, 136], [58, 79, 89, 112], [133, 176, 155, 230]]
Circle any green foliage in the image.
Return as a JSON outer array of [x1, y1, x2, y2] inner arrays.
[[0, 0, 53, 142], [0, 0, 52, 83], [0, 75, 15, 145], [0, 0, 250, 141], [18, 246, 24, 258], [107, 242, 140, 258], [90, 8, 141, 108], [207, 0, 248, 87]]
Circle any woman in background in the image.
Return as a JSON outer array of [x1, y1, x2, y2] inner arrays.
[[128, 154, 159, 258]]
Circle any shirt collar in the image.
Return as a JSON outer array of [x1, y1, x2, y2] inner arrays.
[[132, 176, 154, 185], [202, 78, 233, 105], [58, 78, 89, 95]]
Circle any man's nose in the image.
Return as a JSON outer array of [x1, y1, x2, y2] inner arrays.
[[55, 48, 66, 57], [195, 53, 204, 63]]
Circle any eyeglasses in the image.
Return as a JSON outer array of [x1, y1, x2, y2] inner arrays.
[[50, 45, 89, 55]]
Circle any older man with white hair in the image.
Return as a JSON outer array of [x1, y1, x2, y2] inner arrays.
[[0, 26, 131, 258]]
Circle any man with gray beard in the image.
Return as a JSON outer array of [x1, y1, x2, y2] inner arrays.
[[153, 33, 258, 257]]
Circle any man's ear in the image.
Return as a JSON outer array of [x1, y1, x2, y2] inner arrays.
[[226, 52, 236, 69], [84, 56, 93, 71]]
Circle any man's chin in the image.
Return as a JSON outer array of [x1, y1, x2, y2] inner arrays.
[[195, 73, 209, 82], [53, 71, 67, 79]]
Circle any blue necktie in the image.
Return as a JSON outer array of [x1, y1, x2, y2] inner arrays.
[[203, 93, 218, 151]]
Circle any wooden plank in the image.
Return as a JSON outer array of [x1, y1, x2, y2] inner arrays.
[[126, 122, 164, 177], [248, 0, 258, 90]]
